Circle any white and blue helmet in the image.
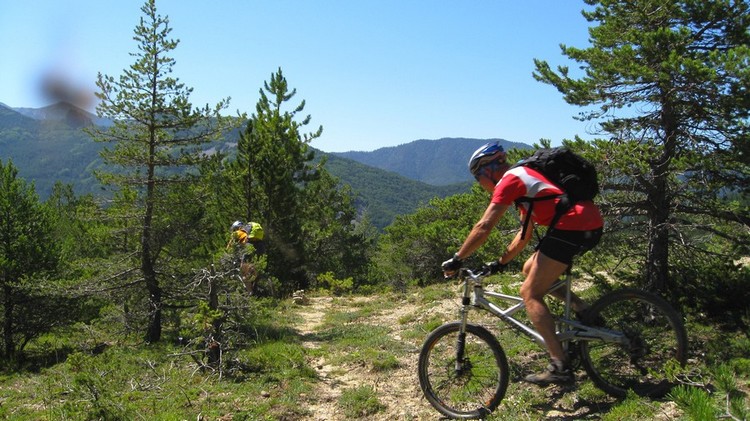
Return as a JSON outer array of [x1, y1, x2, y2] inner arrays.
[[468, 142, 507, 178]]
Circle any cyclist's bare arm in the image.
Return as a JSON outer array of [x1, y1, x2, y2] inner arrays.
[[456, 203, 509, 259], [499, 225, 533, 264]]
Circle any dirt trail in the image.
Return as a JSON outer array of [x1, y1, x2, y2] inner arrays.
[[293, 295, 441, 420], [290, 293, 683, 421]]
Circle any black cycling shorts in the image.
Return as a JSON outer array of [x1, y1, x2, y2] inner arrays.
[[537, 228, 603, 265]]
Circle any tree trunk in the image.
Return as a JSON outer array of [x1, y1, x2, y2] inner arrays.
[[143, 236, 161, 342], [3, 283, 14, 360], [646, 96, 678, 292], [207, 266, 222, 367], [144, 272, 162, 343], [143, 149, 161, 343], [646, 197, 670, 291]]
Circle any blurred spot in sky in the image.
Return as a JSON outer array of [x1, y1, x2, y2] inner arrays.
[[38, 68, 95, 110], [31, 6, 97, 111]]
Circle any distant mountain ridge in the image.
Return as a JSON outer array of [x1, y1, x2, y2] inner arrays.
[[0, 103, 37, 129], [332, 137, 531, 185], [0, 102, 476, 229], [0, 102, 109, 196], [8, 102, 113, 127]]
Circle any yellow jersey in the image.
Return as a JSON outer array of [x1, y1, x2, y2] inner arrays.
[[233, 222, 264, 243]]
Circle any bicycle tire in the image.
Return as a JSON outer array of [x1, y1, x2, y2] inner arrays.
[[580, 288, 688, 398], [418, 322, 509, 419]]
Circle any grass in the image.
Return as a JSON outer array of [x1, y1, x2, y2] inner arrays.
[[338, 385, 386, 418], [314, 315, 406, 371], [3, 345, 286, 419], [602, 393, 660, 420], [0, 299, 317, 420]]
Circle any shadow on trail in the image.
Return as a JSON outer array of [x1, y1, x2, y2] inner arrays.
[[531, 385, 619, 420]]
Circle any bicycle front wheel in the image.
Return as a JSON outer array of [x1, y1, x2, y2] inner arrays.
[[418, 322, 509, 420], [580, 288, 688, 398]]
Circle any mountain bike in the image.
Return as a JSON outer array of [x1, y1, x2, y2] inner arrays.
[[418, 266, 688, 420]]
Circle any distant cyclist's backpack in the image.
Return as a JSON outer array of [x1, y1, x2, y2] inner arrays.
[[243, 222, 265, 241], [512, 147, 599, 237]]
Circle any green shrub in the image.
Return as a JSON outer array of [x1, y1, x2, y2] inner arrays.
[[415, 283, 456, 304], [670, 385, 718, 420], [315, 272, 354, 296], [732, 358, 750, 376], [371, 186, 517, 288], [422, 315, 445, 333]]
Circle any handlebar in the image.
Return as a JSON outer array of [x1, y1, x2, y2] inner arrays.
[[465, 267, 491, 278], [445, 266, 490, 281]]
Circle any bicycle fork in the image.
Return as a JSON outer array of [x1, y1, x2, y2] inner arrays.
[[454, 280, 473, 374]]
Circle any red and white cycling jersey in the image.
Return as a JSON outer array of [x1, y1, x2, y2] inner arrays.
[[492, 166, 603, 231]]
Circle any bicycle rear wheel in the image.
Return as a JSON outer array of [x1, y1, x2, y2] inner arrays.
[[580, 288, 688, 398], [418, 322, 509, 419]]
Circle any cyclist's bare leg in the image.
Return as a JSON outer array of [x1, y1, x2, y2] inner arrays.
[[522, 259, 589, 314], [548, 287, 589, 313], [520, 251, 570, 364], [240, 261, 257, 294]]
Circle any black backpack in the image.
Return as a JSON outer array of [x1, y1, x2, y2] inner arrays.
[[511, 147, 599, 237]]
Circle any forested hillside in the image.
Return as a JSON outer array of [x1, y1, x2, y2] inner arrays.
[[321, 154, 471, 228], [0, 103, 106, 197], [333, 137, 531, 185], [0, 102, 469, 229]]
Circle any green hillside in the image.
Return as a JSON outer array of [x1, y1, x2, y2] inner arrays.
[[0, 102, 38, 129], [0, 102, 472, 229], [0, 105, 106, 197], [333, 137, 532, 185], [321, 153, 471, 229]]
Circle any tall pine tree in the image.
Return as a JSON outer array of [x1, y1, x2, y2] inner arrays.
[[87, 0, 238, 342], [225, 68, 322, 293], [534, 0, 750, 290]]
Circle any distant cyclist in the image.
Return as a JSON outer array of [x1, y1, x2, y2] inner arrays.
[[441, 141, 603, 386], [227, 220, 266, 294]]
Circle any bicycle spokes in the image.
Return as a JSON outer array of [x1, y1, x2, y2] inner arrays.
[[419, 322, 509, 419], [580, 289, 687, 398]]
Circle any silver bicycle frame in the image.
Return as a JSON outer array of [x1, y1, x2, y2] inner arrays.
[[457, 270, 629, 348]]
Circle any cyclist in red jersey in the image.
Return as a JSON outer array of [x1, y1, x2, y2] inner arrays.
[[442, 141, 604, 386]]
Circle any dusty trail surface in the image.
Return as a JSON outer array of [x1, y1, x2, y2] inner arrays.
[[293, 295, 439, 420]]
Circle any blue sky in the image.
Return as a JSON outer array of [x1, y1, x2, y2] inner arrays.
[[0, 1, 597, 152]]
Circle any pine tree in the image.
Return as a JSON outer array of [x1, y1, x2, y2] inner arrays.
[[534, 0, 750, 290], [226, 68, 322, 293], [0, 160, 60, 360], [301, 167, 377, 284], [87, 0, 239, 342]]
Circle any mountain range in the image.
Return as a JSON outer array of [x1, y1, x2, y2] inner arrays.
[[332, 137, 530, 186], [0, 101, 530, 228]]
